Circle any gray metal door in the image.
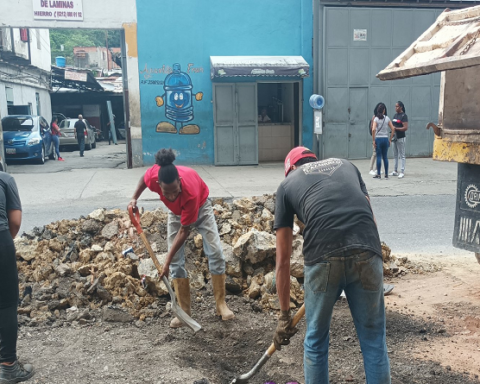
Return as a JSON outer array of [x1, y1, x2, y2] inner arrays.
[[348, 88, 368, 159], [322, 7, 443, 159], [214, 83, 258, 165]]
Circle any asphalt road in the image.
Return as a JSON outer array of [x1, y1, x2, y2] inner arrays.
[[7, 142, 469, 258]]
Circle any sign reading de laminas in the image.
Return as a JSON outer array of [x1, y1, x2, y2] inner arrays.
[[33, 0, 84, 21]]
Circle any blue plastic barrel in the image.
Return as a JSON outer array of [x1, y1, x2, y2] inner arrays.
[[309, 94, 325, 110], [55, 57, 66, 67]]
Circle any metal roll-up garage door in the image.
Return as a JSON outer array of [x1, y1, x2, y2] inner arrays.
[[321, 7, 444, 159]]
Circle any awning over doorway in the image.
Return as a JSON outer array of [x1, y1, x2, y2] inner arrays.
[[210, 56, 309, 79]]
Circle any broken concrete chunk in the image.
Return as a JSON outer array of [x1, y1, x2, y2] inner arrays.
[[223, 242, 242, 278], [194, 234, 203, 249], [91, 244, 103, 252], [101, 221, 119, 240], [14, 238, 38, 261], [233, 229, 276, 264], [88, 209, 106, 222]]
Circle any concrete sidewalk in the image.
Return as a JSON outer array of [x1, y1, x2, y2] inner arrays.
[[14, 157, 458, 209]]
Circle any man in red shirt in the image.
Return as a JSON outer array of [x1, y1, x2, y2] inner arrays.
[[128, 148, 234, 327]]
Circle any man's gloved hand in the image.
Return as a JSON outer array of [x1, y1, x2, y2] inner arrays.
[[273, 309, 298, 350]]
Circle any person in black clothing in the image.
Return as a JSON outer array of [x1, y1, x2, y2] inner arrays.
[[74, 114, 87, 157], [0, 172, 35, 383], [273, 147, 390, 384], [389, 101, 409, 179]]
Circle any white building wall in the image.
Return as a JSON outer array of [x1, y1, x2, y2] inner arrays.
[[0, 81, 51, 122], [29, 29, 51, 71]]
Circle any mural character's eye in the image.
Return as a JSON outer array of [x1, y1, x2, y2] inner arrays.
[[174, 93, 179, 101], [179, 93, 184, 101]]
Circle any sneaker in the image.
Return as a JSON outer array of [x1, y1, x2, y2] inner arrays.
[[384, 176, 389, 180], [369, 170, 376, 175], [389, 171, 398, 176], [373, 174, 381, 179], [398, 173, 405, 179], [0, 360, 34, 383], [58, 157, 64, 161]]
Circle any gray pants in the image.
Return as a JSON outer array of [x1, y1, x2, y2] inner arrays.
[[369, 145, 377, 171], [168, 199, 225, 278], [392, 137, 406, 173]]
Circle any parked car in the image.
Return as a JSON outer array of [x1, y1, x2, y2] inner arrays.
[[58, 118, 96, 150], [53, 112, 67, 125], [0, 118, 6, 172], [2, 115, 55, 164]]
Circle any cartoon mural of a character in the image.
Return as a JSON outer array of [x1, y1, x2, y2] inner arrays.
[[155, 63, 203, 135]]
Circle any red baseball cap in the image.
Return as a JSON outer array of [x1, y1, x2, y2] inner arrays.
[[284, 146, 317, 177]]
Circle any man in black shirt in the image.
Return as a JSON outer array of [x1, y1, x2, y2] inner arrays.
[[0, 172, 35, 383], [273, 147, 390, 384], [74, 114, 87, 157]]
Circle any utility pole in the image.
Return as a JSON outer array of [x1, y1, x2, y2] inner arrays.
[[105, 30, 109, 71]]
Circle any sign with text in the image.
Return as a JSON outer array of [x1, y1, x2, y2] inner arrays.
[[33, 0, 84, 21], [65, 70, 87, 82]]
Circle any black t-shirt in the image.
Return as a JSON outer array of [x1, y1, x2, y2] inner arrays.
[[0, 172, 22, 232], [392, 113, 408, 139], [274, 158, 382, 265], [74, 120, 87, 136]]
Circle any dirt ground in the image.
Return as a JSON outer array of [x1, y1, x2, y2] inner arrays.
[[18, 253, 480, 384]]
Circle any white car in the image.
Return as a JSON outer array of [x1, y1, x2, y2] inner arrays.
[[59, 118, 96, 150]]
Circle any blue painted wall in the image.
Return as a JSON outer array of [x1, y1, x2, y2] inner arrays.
[[136, 0, 314, 165]]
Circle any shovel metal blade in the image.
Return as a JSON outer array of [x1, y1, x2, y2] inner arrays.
[[229, 352, 270, 384], [162, 276, 202, 334]]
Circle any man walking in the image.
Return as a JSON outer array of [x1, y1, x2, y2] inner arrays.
[[74, 115, 87, 157], [273, 147, 390, 384]]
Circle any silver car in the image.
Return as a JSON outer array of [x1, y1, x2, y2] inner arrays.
[[59, 118, 96, 150]]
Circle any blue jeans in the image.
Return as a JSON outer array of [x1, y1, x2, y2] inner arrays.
[[375, 137, 389, 176], [77, 136, 85, 156], [304, 250, 391, 384], [168, 199, 225, 278], [51, 135, 60, 158]]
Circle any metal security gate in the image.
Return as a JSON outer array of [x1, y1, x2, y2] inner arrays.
[[321, 7, 443, 159], [213, 83, 258, 165]]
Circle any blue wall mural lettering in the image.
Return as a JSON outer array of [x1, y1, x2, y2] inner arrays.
[[154, 63, 203, 135]]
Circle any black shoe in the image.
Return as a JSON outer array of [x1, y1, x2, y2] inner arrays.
[[80, 154, 84, 157], [0, 360, 34, 383], [373, 174, 381, 179]]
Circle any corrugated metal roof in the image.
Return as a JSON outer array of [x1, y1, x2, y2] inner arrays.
[[377, 5, 480, 80]]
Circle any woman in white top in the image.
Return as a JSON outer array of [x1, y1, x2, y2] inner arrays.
[[371, 103, 395, 179]]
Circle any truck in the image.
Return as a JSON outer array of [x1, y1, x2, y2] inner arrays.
[[378, 5, 480, 264]]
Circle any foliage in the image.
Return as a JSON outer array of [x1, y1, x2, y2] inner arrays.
[[49, 29, 121, 66]]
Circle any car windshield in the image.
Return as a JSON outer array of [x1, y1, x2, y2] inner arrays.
[[2, 116, 35, 132]]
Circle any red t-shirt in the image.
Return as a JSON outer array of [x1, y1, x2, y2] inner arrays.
[[144, 165, 209, 226]]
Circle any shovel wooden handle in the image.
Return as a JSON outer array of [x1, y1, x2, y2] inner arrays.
[[266, 304, 306, 356], [128, 206, 164, 275]]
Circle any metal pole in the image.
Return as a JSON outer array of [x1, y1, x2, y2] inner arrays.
[[120, 29, 133, 169]]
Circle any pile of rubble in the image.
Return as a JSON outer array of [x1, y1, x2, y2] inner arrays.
[[14, 195, 404, 326]]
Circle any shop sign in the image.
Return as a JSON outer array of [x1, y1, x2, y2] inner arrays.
[[65, 70, 87, 82], [353, 29, 367, 42], [33, 0, 84, 21]]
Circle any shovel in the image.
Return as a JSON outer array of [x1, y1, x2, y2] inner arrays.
[[230, 304, 305, 384], [128, 206, 202, 334]]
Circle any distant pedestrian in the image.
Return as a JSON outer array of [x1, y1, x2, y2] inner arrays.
[[369, 103, 387, 176], [371, 103, 395, 179], [74, 114, 87, 157], [50, 117, 64, 161], [0, 171, 35, 383], [389, 101, 408, 179]]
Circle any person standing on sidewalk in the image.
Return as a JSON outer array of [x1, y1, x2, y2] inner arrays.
[[369, 103, 387, 176], [50, 117, 64, 161], [128, 148, 235, 327], [390, 101, 408, 179], [273, 147, 391, 384], [372, 103, 395, 179], [74, 115, 87, 157], [0, 172, 35, 383]]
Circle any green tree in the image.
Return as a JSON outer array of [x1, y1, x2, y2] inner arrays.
[[50, 29, 121, 66]]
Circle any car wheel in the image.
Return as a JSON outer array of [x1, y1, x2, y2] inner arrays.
[[37, 146, 45, 164], [92, 139, 96, 149], [48, 144, 57, 160], [86, 140, 92, 150]]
